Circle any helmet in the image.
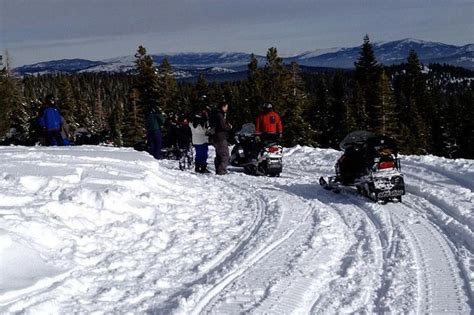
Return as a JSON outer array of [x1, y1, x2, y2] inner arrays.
[[262, 102, 273, 111]]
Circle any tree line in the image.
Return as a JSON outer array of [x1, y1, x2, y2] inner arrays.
[[0, 35, 472, 158]]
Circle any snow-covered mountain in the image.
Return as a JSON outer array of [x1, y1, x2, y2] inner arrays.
[[14, 39, 474, 76], [76, 52, 262, 75], [0, 145, 472, 313], [17, 58, 107, 74], [293, 39, 474, 69]]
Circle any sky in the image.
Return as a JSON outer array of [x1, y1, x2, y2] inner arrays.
[[1, 0, 473, 67]]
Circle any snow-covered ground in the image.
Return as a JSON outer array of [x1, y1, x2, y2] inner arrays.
[[0, 145, 472, 314]]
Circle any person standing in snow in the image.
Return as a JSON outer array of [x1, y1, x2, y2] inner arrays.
[[190, 110, 210, 173], [209, 102, 232, 175], [37, 95, 64, 146], [145, 108, 165, 159], [171, 113, 192, 156], [255, 102, 283, 142]]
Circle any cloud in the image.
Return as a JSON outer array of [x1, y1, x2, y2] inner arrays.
[[3, 0, 473, 66]]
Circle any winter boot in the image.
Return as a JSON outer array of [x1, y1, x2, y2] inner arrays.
[[195, 163, 201, 173], [201, 164, 211, 173]]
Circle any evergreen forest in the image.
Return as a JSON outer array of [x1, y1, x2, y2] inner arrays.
[[1, 36, 473, 158]]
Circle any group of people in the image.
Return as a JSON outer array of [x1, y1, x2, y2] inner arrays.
[[145, 101, 283, 175], [35, 93, 284, 176]]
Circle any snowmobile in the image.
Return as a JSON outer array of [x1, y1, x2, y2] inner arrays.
[[230, 123, 283, 176], [319, 131, 405, 203]]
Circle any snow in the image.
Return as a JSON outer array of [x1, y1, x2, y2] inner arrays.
[[0, 145, 472, 313], [209, 67, 237, 73], [296, 47, 345, 59]]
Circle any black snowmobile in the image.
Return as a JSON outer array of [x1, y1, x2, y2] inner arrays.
[[319, 131, 405, 203], [230, 123, 283, 176]]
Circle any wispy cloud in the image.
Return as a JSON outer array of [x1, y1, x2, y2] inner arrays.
[[3, 0, 473, 66]]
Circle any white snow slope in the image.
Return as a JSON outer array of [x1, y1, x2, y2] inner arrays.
[[0, 146, 472, 314]]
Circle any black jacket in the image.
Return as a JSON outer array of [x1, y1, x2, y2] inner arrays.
[[211, 110, 231, 142]]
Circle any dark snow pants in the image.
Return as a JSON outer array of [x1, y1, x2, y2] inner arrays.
[[194, 143, 209, 166], [214, 139, 229, 175], [147, 129, 162, 160], [46, 130, 64, 146]]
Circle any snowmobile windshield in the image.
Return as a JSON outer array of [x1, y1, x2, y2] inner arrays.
[[236, 123, 256, 136], [339, 130, 376, 151]]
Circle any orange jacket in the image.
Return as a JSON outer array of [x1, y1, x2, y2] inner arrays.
[[255, 111, 283, 134]]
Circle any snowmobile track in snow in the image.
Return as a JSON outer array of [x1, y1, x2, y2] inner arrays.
[[189, 177, 350, 314], [191, 192, 318, 314], [149, 178, 270, 314], [310, 189, 393, 313], [389, 202, 471, 314]]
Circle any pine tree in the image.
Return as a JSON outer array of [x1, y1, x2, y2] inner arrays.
[[307, 77, 330, 147], [349, 82, 365, 129], [281, 62, 315, 146], [193, 73, 209, 112], [74, 100, 93, 131], [57, 75, 78, 130], [0, 53, 26, 140], [109, 102, 124, 147], [157, 57, 177, 113], [441, 84, 474, 158], [92, 88, 108, 134], [134, 45, 160, 113], [353, 35, 382, 131], [122, 88, 144, 146], [244, 54, 264, 123], [457, 85, 474, 158], [263, 47, 291, 106], [377, 70, 399, 136], [329, 72, 349, 147], [123, 45, 160, 145], [427, 83, 446, 156], [398, 50, 430, 153]]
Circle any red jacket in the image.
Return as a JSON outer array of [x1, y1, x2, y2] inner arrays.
[[255, 111, 283, 134]]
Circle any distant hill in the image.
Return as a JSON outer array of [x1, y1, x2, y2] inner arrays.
[[292, 39, 474, 69], [14, 39, 474, 77]]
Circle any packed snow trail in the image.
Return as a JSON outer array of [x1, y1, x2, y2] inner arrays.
[[389, 202, 468, 313], [0, 146, 472, 314]]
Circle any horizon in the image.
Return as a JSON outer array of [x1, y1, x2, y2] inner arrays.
[[9, 37, 474, 68], [2, 0, 473, 67]]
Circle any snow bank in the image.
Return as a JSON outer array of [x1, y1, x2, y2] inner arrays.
[[0, 145, 472, 313], [0, 146, 257, 313]]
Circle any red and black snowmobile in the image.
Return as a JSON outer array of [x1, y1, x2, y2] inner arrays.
[[319, 131, 405, 203]]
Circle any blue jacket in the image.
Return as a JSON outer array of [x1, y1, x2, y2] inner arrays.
[[39, 106, 62, 131]]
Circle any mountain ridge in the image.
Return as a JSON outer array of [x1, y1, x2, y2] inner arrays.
[[14, 39, 474, 76]]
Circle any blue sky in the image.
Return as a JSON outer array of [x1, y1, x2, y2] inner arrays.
[[1, 0, 473, 66]]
